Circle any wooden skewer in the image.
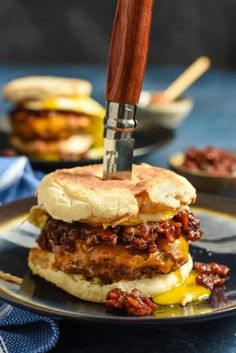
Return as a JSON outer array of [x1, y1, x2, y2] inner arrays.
[[161, 56, 211, 102], [0, 270, 23, 285]]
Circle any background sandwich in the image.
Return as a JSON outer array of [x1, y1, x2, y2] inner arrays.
[[28, 163, 202, 304], [3, 76, 104, 161]]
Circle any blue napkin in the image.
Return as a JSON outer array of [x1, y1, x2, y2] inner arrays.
[[0, 157, 60, 352], [0, 156, 40, 204], [0, 302, 59, 353]]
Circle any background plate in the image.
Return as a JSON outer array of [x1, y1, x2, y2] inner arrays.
[[169, 151, 236, 198], [0, 194, 236, 324]]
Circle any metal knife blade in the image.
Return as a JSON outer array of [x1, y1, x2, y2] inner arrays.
[[103, 138, 134, 180]]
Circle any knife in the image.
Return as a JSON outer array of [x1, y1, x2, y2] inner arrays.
[[103, 0, 154, 180]]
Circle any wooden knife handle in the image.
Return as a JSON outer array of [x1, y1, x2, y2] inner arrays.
[[106, 0, 154, 105]]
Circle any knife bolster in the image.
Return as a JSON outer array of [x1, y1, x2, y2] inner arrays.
[[103, 101, 137, 140]]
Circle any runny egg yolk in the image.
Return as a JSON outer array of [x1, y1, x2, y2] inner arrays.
[[153, 270, 210, 306]]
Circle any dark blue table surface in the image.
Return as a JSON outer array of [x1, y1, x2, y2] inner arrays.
[[1, 65, 236, 353]]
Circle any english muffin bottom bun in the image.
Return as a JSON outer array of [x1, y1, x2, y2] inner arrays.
[[10, 134, 93, 161], [28, 163, 203, 304]]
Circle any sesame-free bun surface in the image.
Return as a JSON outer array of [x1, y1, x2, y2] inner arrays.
[[28, 249, 193, 303], [3, 76, 92, 103], [37, 164, 196, 224]]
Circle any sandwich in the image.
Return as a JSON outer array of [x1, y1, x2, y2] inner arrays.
[[28, 163, 204, 305], [3, 76, 104, 161]]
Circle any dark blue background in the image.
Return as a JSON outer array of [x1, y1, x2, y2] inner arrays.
[[0, 0, 235, 67]]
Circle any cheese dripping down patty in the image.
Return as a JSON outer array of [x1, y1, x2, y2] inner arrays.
[[28, 206, 188, 228]]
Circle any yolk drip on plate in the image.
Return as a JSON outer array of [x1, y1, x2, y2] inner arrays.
[[153, 270, 210, 306]]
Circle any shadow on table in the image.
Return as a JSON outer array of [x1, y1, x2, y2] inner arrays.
[[52, 315, 236, 353]]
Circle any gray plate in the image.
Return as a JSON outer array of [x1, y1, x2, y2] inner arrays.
[[0, 194, 236, 324]]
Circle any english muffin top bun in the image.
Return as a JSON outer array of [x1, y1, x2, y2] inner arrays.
[[37, 163, 196, 224], [3, 76, 92, 103]]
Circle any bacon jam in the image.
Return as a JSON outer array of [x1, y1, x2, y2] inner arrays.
[[194, 261, 230, 290], [38, 210, 202, 255], [106, 288, 157, 316], [182, 146, 236, 176]]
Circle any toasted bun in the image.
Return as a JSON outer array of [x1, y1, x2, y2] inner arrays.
[[37, 164, 196, 224], [28, 248, 193, 303], [3, 76, 92, 103]]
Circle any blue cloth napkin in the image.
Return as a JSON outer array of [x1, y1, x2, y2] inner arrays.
[[0, 156, 40, 204], [0, 157, 59, 352], [0, 302, 59, 353]]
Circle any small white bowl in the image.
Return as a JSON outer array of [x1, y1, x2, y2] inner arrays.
[[137, 91, 194, 129]]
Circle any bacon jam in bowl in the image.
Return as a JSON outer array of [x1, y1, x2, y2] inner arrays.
[[169, 147, 236, 197]]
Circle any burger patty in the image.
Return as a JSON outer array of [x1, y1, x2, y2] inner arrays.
[[50, 236, 189, 283], [10, 108, 91, 140], [36, 210, 201, 282]]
